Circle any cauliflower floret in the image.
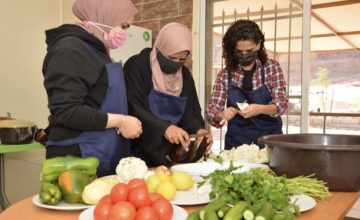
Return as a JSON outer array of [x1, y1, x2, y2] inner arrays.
[[231, 144, 255, 162], [258, 147, 270, 163], [115, 157, 148, 183], [219, 150, 231, 161], [212, 144, 269, 163]]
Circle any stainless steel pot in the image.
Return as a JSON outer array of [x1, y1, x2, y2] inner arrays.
[[0, 119, 37, 144], [258, 133, 360, 191]]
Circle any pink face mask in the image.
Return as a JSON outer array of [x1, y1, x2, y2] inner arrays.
[[104, 27, 127, 49], [87, 22, 127, 49]]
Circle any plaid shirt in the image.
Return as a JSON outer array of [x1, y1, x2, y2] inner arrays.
[[206, 59, 288, 127]]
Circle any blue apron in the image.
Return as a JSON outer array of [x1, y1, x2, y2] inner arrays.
[[47, 45, 130, 177], [148, 89, 187, 124], [225, 66, 283, 149]]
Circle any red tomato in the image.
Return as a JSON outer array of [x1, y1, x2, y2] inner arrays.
[[128, 178, 146, 190], [148, 192, 163, 203], [94, 200, 114, 220], [128, 186, 151, 209], [109, 201, 136, 220], [99, 194, 113, 204], [136, 206, 160, 220], [111, 183, 129, 203], [151, 198, 173, 220]]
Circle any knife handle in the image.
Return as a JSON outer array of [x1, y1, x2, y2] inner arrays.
[[189, 132, 209, 139], [219, 118, 227, 125]]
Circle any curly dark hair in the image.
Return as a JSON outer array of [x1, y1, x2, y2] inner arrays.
[[222, 19, 268, 70]]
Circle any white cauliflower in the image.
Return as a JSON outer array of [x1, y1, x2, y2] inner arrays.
[[115, 157, 148, 183], [210, 144, 269, 163], [219, 150, 231, 161], [258, 147, 270, 163]]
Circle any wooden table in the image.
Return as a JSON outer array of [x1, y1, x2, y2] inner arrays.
[[0, 142, 43, 209], [0, 192, 359, 220]]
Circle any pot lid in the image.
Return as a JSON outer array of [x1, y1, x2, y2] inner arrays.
[[0, 119, 36, 128]]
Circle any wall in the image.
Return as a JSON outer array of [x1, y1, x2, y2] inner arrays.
[[0, 0, 57, 127], [132, 0, 193, 42], [132, 0, 202, 94], [0, 0, 64, 207]]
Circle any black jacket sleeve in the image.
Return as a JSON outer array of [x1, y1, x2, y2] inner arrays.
[[43, 37, 108, 132]]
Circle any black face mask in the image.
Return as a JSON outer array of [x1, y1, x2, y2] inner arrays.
[[156, 51, 183, 74], [235, 50, 258, 67]]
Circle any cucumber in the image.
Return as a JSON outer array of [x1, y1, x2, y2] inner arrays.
[[205, 210, 219, 220], [255, 202, 274, 220], [217, 205, 231, 218], [244, 205, 261, 220], [272, 214, 286, 220], [199, 197, 227, 220], [272, 212, 294, 220], [187, 210, 200, 220], [223, 201, 248, 220]]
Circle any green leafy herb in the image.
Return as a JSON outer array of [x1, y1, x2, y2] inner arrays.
[[286, 174, 330, 201], [199, 161, 330, 217]]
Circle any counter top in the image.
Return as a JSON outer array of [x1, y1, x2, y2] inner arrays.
[[0, 192, 359, 220]]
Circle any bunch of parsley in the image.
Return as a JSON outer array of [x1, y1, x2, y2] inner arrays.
[[199, 162, 299, 214]]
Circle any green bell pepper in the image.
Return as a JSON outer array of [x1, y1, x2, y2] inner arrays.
[[40, 155, 99, 182], [39, 182, 62, 205], [58, 169, 93, 204]]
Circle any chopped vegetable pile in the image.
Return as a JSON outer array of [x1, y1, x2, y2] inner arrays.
[[207, 144, 269, 164]]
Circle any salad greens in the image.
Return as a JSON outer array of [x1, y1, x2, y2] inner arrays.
[[199, 162, 330, 216]]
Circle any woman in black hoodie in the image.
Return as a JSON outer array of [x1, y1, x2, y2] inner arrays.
[[42, 0, 142, 177]]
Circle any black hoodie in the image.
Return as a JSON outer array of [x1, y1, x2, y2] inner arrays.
[[42, 24, 111, 141]]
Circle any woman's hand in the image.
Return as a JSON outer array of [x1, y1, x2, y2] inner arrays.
[[165, 125, 190, 151], [237, 103, 277, 118], [112, 114, 143, 139], [221, 107, 238, 122], [197, 129, 213, 152], [34, 129, 48, 145], [117, 115, 143, 138]]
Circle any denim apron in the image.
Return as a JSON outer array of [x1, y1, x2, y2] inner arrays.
[[130, 75, 187, 166], [47, 44, 130, 177], [225, 66, 283, 149], [148, 89, 187, 124]]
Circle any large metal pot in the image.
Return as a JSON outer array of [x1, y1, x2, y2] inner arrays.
[[258, 133, 360, 191], [0, 119, 37, 144]]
